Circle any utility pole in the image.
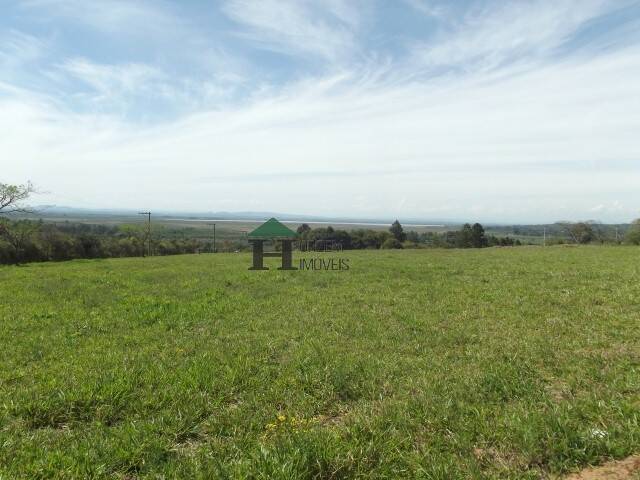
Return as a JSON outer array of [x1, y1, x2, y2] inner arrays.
[[543, 226, 546, 247], [208, 223, 216, 253], [138, 212, 151, 257], [615, 226, 619, 244]]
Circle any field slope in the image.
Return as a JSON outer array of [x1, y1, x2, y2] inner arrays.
[[1, 248, 639, 479]]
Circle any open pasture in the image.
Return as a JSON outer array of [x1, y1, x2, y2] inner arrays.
[[0, 247, 639, 478]]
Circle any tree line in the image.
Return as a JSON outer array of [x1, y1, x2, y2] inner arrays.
[[0, 218, 516, 265], [0, 219, 215, 265], [296, 219, 640, 250], [296, 221, 521, 250], [1, 181, 639, 265]]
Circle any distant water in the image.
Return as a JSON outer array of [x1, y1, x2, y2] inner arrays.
[[164, 218, 444, 228]]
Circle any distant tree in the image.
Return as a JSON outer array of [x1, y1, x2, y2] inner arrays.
[[626, 219, 640, 245], [296, 223, 311, 236], [117, 237, 142, 257], [119, 224, 147, 256], [557, 221, 595, 244], [0, 182, 38, 263], [39, 223, 75, 260], [443, 230, 457, 247], [406, 230, 420, 243], [389, 220, 406, 242], [570, 222, 595, 244], [76, 234, 104, 258], [296, 223, 311, 250], [0, 181, 35, 215], [305, 226, 352, 251], [501, 236, 516, 246], [381, 237, 403, 249], [470, 223, 487, 248], [456, 223, 473, 248], [0, 219, 40, 264], [350, 229, 388, 249]]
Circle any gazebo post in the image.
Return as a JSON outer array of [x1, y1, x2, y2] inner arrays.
[[248, 240, 268, 270], [278, 239, 295, 270]]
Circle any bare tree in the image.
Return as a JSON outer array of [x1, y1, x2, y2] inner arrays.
[[556, 221, 577, 243], [0, 181, 36, 215], [556, 221, 596, 244], [0, 181, 37, 263]]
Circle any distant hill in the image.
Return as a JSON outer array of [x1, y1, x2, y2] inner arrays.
[[31, 205, 457, 227]]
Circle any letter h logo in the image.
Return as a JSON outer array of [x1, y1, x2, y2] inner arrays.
[[246, 218, 297, 271]]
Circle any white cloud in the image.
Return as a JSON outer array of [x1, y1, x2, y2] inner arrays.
[[19, 0, 185, 38], [0, 30, 49, 89], [222, 0, 361, 62], [11, 1, 259, 112], [61, 59, 163, 96], [44, 58, 243, 116], [414, 0, 613, 70], [0, 30, 45, 66], [3, 40, 640, 222], [2, 1, 640, 222]]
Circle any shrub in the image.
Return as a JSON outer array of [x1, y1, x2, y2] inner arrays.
[[381, 238, 403, 249], [626, 219, 640, 245]]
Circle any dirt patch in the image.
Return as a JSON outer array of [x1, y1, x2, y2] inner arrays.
[[315, 410, 349, 427], [546, 380, 573, 402], [170, 439, 204, 458], [472, 446, 527, 471], [564, 455, 640, 480]]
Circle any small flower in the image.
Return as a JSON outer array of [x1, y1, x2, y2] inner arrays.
[[277, 414, 286, 422]]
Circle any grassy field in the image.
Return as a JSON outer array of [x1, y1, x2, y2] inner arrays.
[[1, 247, 639, 479]]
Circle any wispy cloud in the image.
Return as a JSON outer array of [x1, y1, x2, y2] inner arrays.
[[222, 0, 362, 62], [4, 41, 640, 220], [0, 30, 49, 85], [414, 0, 615, 70], [50, 58, 242, 118], [13, 0, 252, 113], [403, 0, 448, 18], [2, 0, 640, 221], [19, 0, 186, 37], [61, 59, 163, 96], [0, 30, 45, 64]]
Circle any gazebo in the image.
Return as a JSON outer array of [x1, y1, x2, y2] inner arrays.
[[247, 218, 297, 270]]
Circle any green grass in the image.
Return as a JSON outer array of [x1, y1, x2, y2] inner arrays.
[[1, 247, 639, 479]]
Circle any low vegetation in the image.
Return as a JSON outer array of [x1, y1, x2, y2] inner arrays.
[[1, 247, 638, 478], [626, 219, 640, 245], [0, 180, 636, 265], [1, 217, 637, 265], [0, 220, 217, 264]]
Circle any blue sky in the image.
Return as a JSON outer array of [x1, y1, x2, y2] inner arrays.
[[2, 0, 640, 222]]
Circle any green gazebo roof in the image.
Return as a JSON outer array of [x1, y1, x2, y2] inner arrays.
[[247, 218, 297, 240]]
